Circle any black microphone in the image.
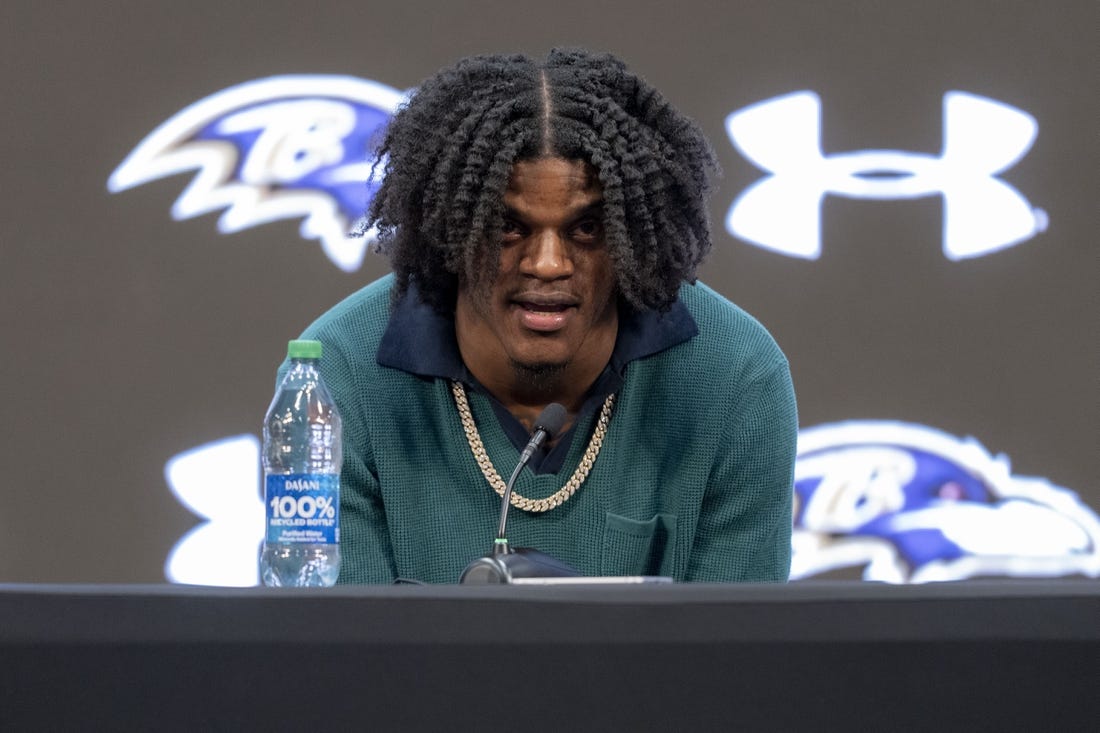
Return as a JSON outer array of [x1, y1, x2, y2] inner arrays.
[[459, 403, 580, 584]]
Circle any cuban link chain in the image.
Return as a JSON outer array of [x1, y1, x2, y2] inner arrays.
[[450, 380, 614, 513]]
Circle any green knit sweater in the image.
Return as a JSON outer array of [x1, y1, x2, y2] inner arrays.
[[290, 275, 797, 584]]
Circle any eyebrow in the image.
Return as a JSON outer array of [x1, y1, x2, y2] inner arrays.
[[502, 200, 605, 222]]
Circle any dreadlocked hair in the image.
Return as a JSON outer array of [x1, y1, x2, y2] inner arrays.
[[361, 48, 719, 313]]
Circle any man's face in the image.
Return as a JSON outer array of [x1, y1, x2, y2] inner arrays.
[[455, 157, 619, 383]]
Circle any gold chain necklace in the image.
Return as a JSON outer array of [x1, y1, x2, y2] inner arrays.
[[450, 380, 615, 513]]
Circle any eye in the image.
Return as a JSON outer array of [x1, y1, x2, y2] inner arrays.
[[500, 217, 525, 242], [571, 217, 603, 242]]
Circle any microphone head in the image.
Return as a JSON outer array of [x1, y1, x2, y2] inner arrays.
[[534, 403, 568, 438]]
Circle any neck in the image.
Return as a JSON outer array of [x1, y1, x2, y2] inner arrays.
[[510, 365, 586, 428], [472, 356, 606, 433], [455, 337, 616, 436], [452, 287, 619, 433]]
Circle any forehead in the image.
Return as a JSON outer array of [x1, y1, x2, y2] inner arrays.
[[504, 157, 602, 214]]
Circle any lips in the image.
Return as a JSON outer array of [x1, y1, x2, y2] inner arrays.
[[512, 292, 578, 332]]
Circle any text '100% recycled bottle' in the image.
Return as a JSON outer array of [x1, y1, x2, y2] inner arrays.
[[261, 339, 342, 587]]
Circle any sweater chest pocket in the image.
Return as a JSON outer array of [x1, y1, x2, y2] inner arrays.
[[599, 512, 678, 577]]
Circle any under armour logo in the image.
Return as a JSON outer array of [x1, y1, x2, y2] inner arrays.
[[725, 91, 1046, 260], [165, 435, 264, 586]]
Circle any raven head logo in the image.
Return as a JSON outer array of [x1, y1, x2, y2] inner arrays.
[[108, 75, 405, 271], [792, 421, 1100, 583]]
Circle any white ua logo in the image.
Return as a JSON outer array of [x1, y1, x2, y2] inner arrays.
[[164, 435, 264, 586], [725, 91, 1046, 260]]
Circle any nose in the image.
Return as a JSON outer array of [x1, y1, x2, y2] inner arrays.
[[519, 230, 574, 281]]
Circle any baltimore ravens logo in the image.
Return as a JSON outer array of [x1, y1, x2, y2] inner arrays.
[[108, 75, 405, 271], [792, 421, 1100, 582]]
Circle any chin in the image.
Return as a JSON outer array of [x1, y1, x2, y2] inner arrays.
[[510, 359, 568, 382]]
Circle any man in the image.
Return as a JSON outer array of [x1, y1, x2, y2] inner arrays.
[[288, 49, 797, 583]]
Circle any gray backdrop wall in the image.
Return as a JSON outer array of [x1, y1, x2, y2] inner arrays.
[[1, 0, 1096, 583]]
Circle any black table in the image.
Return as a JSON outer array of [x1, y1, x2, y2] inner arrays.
[[1, 581, 1097, 731]]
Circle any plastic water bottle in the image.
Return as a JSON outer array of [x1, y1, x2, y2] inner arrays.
[[260, 339, 342, 586]]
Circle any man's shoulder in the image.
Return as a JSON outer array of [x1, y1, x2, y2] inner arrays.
[[677, 280, 783, 358], [651, 278, 792, 387], [300, 274, 394, 347]]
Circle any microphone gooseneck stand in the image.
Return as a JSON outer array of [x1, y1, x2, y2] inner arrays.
[[459, 403, 581, 584]]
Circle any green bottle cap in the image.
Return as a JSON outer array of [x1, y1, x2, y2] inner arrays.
[[287, 339, 323, 359]]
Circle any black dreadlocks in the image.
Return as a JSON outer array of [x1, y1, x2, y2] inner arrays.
[[362, 48, 718, 314]]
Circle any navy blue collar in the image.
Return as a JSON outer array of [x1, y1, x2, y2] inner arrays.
[[377, 284, 698, 473]]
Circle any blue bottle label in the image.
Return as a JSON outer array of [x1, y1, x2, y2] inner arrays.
[[265, 474, 340, 544]]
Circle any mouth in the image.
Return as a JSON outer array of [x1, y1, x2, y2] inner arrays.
[[513, 292, 579, 309], [518, 301, 571, 314], [511, 293, 578, 332]]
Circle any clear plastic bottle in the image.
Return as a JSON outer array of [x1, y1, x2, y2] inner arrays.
[[260, 339, 342, 587]]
